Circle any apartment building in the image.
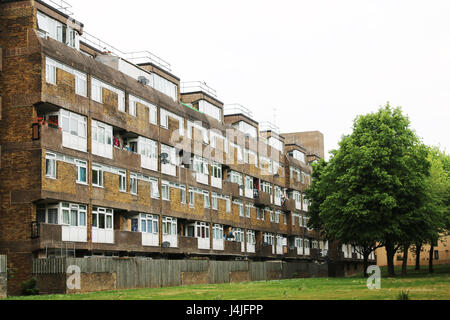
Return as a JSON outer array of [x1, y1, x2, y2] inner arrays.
[[0, 0, 371, 294]]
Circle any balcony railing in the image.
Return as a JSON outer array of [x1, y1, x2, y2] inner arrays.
[[224, 104, 253, 118], [181, 81, 217, 98], [79, 31, 171, 72]]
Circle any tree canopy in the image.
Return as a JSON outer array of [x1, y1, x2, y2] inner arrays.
[[306, 104, 433, 276]]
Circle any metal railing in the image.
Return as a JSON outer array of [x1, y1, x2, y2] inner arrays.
[[224, 104, 253, 118], [79, 31, 172, 72], [259, 121, 280, 134], [39, 0, 74, 16], [181, 81, 218, 98]]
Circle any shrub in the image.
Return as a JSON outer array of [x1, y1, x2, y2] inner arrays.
[[21, 277, 39, 296]]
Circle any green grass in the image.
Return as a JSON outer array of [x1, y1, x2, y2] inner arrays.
[[4, 265, 450, 301]]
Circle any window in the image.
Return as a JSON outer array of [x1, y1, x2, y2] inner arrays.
[[140, 214, 159, 234], [434, 250, 440, 260], [245, 204, 251, 218], [91, 77, 125, 111], [226, 197, 231, 213], [162, 217, 177, 235], [180, 187, 186, 204], [37, 12, 80, 49], [161, 182, 170, 201], [203, 191, 210, 208], [263, 233, 274, 246], [213, 224, 223, 240], [160, 108, 184, 135], [152, 73, 178, 101], [130, 173, 138, 195], [119, 170, 127, 192], [211, 162, 222, 179], [61, 203, 87, 227], [245, 176, 253, 190], [303, 194, 309, 212], [92, 207, 113, 230], [233, 121, 257, 139], [139, 137, 158, 171], [150, 178, 159, 199], [234, 201, 244, 217], [273, 186, 282, 205], [199, 100, 222, 122], [247, 230, 256, 245], [230, 171, 243, 186], [268, 137, 284, 153], [45, 57, 86, 95], [92, 120, 113, 159], [212, 193, 218, 211], [76, 160, 87, 184], [92, 164, 104, 188], [234, 228, 244, 243], [196, 222, 210, 239], [290, 150, 306, 163], [46, 153, 57, 179], [189, 189, 195, 207], [192, 156, 209, 175], [61, 110, 87, 152]]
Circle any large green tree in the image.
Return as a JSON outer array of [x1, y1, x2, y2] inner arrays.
[[306, 105, 430, 277]]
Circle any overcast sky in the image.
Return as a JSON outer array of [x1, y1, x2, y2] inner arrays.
[[68, 0, 450, 159]]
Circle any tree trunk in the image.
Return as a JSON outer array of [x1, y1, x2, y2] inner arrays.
[[429, 245, 434, 273], [385, 242, 396, 277], [402, 244, 410, 276], [415, 244, 421, 271], [363, 251, 370, 278]]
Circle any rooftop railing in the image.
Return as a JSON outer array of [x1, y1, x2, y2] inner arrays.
[[181, 81, 218, 98], [40, 0, 74, 16], [259, 121, 280, 134], [224, 104, 254, 119], [79, 31, 172, 72]]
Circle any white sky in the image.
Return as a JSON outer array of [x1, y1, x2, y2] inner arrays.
[[68, 0, 450, 159]]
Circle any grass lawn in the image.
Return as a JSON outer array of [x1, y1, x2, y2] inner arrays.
[[5, 265, 450, 300]]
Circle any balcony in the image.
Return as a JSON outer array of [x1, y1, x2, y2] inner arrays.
[[113, 147, 141, 168], [223, 181, 240, 196], [39, 124, 63, 149], [258, 244, 274, 257], [179, 236, 198, 252], [310, 248, 320, 260], [254, 191, 271, 208], [224, 241, 242, 255], [282, 199, 296, 212]]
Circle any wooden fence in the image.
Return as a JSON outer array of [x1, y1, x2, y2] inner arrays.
[[0, 255, 6, 274], [33, 257, 328, 291]]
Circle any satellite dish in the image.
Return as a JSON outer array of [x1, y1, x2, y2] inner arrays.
[[138, 76, 149, 85], [162, 242, 171, 248]]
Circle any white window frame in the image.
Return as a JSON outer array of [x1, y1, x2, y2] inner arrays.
[[130, 173, 138, 195], [92, 164, 104, 188], [45, 152, 57, 179], [75, 160, 88, 184]]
